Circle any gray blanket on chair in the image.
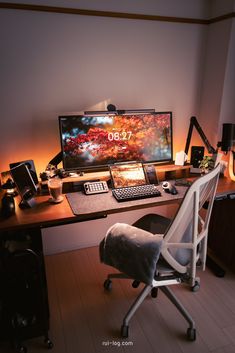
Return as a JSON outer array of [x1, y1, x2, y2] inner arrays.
[[99, 223, 163, 285]]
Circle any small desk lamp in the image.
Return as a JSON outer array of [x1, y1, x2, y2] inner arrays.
[[218, 123, 235, 181]]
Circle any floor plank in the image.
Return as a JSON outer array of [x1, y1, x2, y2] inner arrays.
[[1, 246, 235, 353]]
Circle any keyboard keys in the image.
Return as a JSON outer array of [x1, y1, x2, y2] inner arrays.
[[112, 184, 161, 202], [84, 181, 109, 194]]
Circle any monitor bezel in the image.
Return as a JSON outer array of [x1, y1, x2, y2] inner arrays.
[[58, 111, 173, 173]]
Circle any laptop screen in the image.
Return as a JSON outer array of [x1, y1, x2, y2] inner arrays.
[[109, 162, 147, 189]]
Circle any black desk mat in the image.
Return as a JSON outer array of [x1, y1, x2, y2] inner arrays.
[[66, 186, 186, 217]]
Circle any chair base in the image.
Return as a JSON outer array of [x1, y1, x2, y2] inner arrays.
[[103, 273, 196, 341]]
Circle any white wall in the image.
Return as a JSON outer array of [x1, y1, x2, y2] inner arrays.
[[198, 19, 233, 147], [220, 18, 235, 127], [209, 0, 235, 17], [0, 7, 207, 174], [0, 1, 234, 254], [199, 15, 235, 147]]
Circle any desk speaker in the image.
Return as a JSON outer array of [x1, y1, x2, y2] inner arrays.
[[190, 146, 204, 168]]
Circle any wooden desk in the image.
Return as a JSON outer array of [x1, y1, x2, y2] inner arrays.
[[0, 184, 183, 232], [0, 176, 234, 233]]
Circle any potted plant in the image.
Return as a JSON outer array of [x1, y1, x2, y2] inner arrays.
[[199, 156, 215, 174]]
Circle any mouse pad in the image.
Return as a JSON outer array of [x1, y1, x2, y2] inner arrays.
[[66, 193, 81, 215]]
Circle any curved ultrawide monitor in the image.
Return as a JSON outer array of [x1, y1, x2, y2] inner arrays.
[[58, 112, 173, 172]]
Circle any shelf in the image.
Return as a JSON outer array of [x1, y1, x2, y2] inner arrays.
[[58, 164, 191, 184], [155, 163, 191, 180], [155, 164, 191, 172]]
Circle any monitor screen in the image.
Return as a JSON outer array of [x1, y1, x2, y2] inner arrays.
[[58, 112, 173, 171]]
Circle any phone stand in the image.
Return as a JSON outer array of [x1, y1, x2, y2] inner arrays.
[[19, 197, 36, 209], [19, 188, 37, 208]]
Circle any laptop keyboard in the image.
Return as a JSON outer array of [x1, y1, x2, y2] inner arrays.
[[112, 184, 161, 202]]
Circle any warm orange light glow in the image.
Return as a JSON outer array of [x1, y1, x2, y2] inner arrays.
[[2, 134, 205, 178], [0, 147, 62, 180], [174, 131, 203, 162], [228, 150, 235, 181]]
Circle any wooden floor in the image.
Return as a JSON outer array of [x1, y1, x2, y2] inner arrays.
[[1, 246, 235, 353]]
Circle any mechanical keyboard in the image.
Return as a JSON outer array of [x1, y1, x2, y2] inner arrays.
[[112, 184, 161, 202]]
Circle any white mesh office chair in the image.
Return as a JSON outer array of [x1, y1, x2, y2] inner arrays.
[[100, 164, 220, 341]]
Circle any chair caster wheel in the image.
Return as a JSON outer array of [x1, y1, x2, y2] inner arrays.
[[187, 327, 196, 341], [44, 338, 54, 349], [121, 324, 129, 338], [104, 278, 112, 291], [132, 280, 140, 288], [191, 281, 200, 292], [151, 287, 158, 298]]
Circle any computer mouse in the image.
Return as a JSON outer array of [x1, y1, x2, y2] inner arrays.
[[162, 181, 178, 195], [1, 194, 15, 218]]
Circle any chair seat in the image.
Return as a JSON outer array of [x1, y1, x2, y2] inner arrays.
[[156, 258, 175, 274]]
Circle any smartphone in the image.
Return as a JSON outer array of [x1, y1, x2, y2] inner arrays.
[[144, 164, 159, 185]]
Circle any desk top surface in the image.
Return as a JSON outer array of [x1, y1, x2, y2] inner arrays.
[[0, 177, 234, 232]]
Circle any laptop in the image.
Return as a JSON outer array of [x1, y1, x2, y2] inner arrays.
[[109, 162, 148, 188], [109, 162, 160, 201]]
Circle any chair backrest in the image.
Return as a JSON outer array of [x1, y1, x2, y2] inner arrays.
[[160, 163, 220, 278]]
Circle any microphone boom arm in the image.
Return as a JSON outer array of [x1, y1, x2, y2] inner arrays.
[[184, 116, 216, 156]]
